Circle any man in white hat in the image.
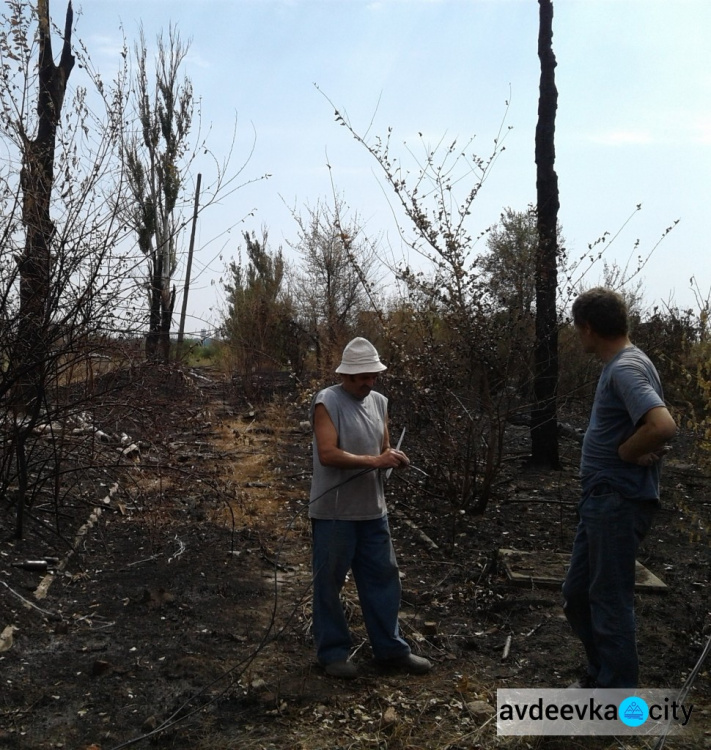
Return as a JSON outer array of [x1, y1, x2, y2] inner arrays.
[[309, 337, 433, 679]]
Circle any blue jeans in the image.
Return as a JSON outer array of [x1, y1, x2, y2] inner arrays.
[[562, 485, 657, 688], [311, 516, 411, 665]]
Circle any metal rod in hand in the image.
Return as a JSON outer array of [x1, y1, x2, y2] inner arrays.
[[385, 427, 406, 481]]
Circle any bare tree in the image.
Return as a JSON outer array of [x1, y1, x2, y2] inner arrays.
[[291, 197, 380, 373], [124, 25, 193, 362], [123, 25, 265, 363], [10, 0, 75, 417], [2, 0, 76, 540], [531, 0, 561, 468], [0, 1, 141, 538], [330, 110, 515, 514]]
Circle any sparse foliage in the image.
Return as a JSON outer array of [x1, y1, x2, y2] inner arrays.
[[221, 230, 300, 390], [123, 25, 194, 362], [331, 107, 517, 515], [291, 197, 381, 373], [481, 207, 563, 400], [0, 0, 143, 538]]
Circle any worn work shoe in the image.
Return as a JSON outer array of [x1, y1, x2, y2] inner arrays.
[[324, 660, 359, 679], [378, 653, 433, 674]]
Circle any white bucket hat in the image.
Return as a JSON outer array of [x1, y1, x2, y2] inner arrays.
[[335, 337, 387, 374]]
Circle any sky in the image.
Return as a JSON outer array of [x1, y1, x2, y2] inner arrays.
[[66, 0, 711, 335]]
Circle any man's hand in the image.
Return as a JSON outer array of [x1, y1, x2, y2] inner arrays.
[[314, 404, 409, 471], [617, 406, 676, 465], [628, 445, 671, 467], [373, 448, 409, 470]]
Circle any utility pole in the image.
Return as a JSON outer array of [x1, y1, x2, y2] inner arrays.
[[177, 173, 201, 359]]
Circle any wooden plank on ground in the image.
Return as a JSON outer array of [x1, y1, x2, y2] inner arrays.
[[499, 548, 667, 592]]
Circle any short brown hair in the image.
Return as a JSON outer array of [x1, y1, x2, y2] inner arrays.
[[572, 287, 629, 338]]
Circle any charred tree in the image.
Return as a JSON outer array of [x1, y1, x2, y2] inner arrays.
[[531, 0, 561, 468], [10, 0, 75, 538], [13, 0, 75, 416]]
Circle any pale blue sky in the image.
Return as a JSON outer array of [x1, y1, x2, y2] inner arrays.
[[71, 0, 711, 331]]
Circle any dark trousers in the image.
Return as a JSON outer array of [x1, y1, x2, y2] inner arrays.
[[562, 485, 657, 688], [311, 516, 410, 665]]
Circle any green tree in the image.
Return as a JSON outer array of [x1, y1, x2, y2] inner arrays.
[[482, 207, 538, 320], [482, 207, 568, 400], [222, 231, 298, 385]]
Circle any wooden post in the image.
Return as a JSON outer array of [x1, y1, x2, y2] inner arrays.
[[177, 172, 201, 359]]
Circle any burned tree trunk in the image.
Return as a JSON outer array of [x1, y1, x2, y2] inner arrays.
[[158, 284, 176, 362], [531, 0, 561, 468], [11, 0, 75, 538], [13, 0, 75, 417], [146, 256, 162, 360]]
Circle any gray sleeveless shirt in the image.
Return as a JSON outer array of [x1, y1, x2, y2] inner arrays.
[[309, 384, 388, 520]]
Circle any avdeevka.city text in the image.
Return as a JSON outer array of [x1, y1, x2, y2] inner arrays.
[[499, 697, 693, 726]]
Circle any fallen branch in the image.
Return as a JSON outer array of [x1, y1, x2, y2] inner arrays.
[[1, 581, 62, 621], [35, 482, 119, 601], [393, 511, 440, 551], [500, 497, 576, 506]]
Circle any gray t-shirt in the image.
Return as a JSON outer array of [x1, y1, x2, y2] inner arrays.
[[309, 384, 388, 520], [581, 345, 666, 500]]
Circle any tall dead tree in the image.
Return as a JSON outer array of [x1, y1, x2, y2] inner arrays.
[[8, 0, 74, 538], [13, 0, 75, 418], [531, 0, 561, 468], [125, 26, 193, 362]]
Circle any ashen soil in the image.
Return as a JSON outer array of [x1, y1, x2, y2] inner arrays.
[[0, 364, 709, 750]]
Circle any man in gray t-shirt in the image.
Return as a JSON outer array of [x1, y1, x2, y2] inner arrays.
[[309, 338, 432, 679], [563, 288, 676, 689]]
